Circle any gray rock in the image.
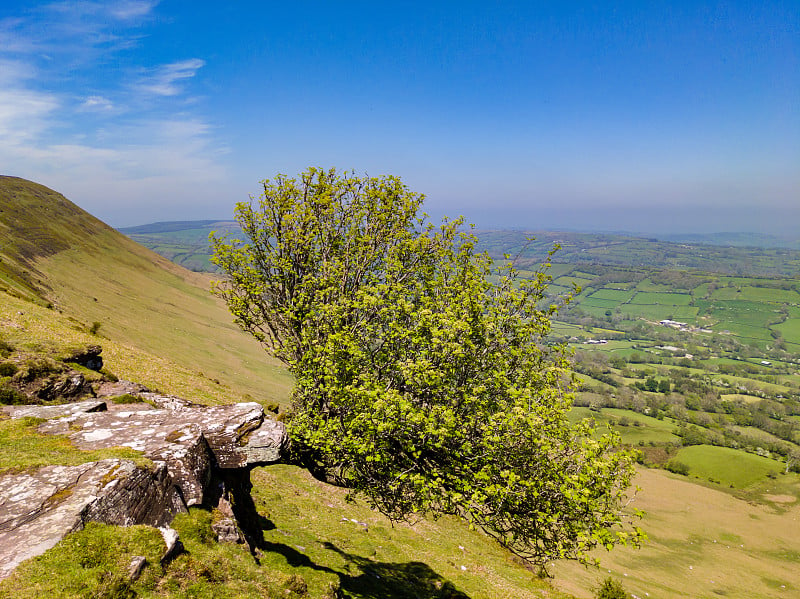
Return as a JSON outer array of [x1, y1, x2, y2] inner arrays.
[[158, 526, 183, 564], [95, 380, 149, 397], [0, 394, 288, 580], [2, 400, 107, 420], [128, 556, 147, 581], [212, 518, 244, 544], [0, 459, 179, 580]]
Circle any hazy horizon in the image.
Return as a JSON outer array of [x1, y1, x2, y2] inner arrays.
[[1, 1, 797, 234]]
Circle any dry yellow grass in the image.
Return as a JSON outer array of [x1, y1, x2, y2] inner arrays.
[[34, 231, 293, 405], [551, 467, 800, 598]]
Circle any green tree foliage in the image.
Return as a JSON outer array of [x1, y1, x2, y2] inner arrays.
[[595, 577, 629, 599], [211, 167, 644, 567]]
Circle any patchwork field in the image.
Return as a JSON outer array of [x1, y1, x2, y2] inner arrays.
[[547, 266, 800, 348]]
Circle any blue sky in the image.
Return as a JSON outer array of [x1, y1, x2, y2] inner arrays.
[[1, 1, 798, 234]]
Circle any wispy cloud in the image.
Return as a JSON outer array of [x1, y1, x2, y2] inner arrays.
[[79, 95, 115, 112], [0, 88, 59, 144], [0, 1, 158, 59], [135, 59, 206, 97], [0, 1, 227, 222]]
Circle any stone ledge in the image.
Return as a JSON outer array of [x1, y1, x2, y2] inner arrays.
[[0, 395, 289, 580]]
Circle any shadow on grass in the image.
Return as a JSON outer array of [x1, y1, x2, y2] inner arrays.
[[233, 468, 470, 597], [260, 539, 470, 599]]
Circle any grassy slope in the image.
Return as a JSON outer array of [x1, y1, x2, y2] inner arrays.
[[0, 176, 292, 405], [38, 233, 292, 405]]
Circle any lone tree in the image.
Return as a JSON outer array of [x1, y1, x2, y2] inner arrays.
[[211, 167, 644, 569]]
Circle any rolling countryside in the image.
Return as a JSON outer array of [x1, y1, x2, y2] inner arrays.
[[120, 217, 800, 598]]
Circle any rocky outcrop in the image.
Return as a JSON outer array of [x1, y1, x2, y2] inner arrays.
[[0, 459, 177, 579], [0, 391, 288, 580]]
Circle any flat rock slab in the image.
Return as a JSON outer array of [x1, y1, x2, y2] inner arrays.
[[2, 400, 107, 420], [0, 459, 176, 580], [37, 399, 286, 470]]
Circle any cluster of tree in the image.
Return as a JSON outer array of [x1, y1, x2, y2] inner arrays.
[[633, 377, 671, 394], [649, 269, 713, 290]]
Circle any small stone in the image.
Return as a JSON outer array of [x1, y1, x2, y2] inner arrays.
[[128, 556, 147, 581], [159, 526, 183, 564], [212, 518, 244, 544]]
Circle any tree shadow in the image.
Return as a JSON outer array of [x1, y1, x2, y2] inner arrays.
[[258, 538, 470, 598], [226, 468, 470, 597], [322, 541, 471, 599]]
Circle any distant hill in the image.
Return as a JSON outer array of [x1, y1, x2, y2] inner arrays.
[[118, 219, 242, 272], [655, 231, 800, 250], [118, 220, 224, 234], [120, 219, 800, 278], [474, 229, 800, 278]]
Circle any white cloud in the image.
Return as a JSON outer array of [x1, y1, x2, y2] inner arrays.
[[40, 0, 159, 24], [0, 86, 59, 144], [135, 59, 207, 97], [107, 1, 160, 21], [80, 95, 115, 112], [0, 1, 227, 224]]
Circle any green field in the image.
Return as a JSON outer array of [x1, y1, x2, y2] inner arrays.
[[618, 303, 678, 320], [588, 289, 636, 302], [710, 286, 800, 303], [774, 317, 800, 344], [581, 298, 620, 309], [674, 445, 784, 488], [635, 279, 676, 292], [570, 407, 680, 444], [630, 292, 693, 305], [553, 275, 593, 289]]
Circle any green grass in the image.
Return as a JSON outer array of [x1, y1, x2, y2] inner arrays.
[[587, 289, 636, 302], [552, 467, 800, 599], [618, 304, 677, 320], [544, 263, 575, 278], [629, 292, 693, 306], [674, 445, 784, 488], [634, 279, 676, 292], [578, 305, 616, 319], [774, 317, 800, 344], [552, 276, 592, 289], [0, 417, 150, 474], [710, 286, 800, 303], [38, 232, 294, 406], [550, 321, 587, 338], [703, 300, 783, 328], [569, 407, 680, 444], [545, 284, 571, 297], [580, 298, 620, 309], [250, 465, 559, 599], [712, 322, 773, 341], [0, 523, 167, 599], [0, 290, 281, 406]]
